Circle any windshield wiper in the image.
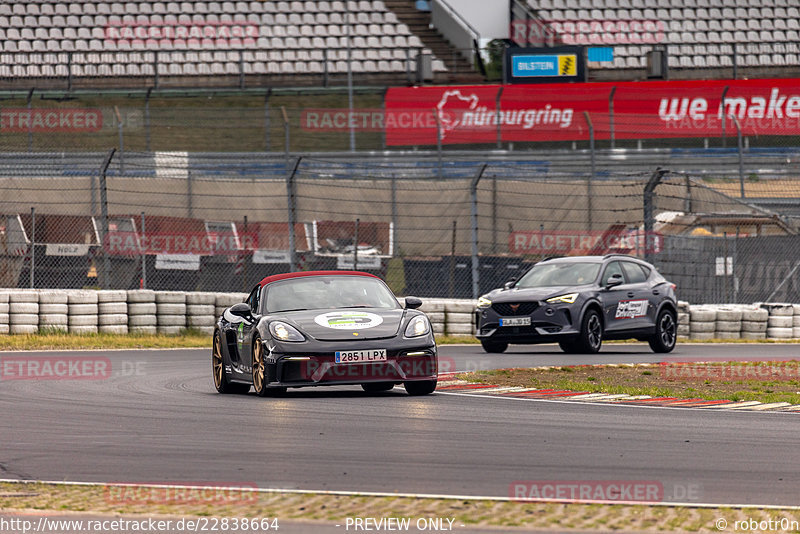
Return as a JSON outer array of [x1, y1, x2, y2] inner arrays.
[[274, 308, 307, 312]]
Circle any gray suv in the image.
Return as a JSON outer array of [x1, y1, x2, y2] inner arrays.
[[475, 254, 677, 354]]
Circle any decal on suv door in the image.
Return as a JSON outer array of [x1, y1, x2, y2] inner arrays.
[[615, 299, 648, 319]]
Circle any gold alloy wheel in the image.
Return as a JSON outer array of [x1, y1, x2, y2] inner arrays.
[[252, 339, 265, 392], [212, 332, 224, 389]]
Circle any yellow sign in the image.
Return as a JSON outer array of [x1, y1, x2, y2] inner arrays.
[[558, 55, 577, 76]]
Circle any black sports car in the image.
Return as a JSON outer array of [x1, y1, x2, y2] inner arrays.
[[475, 254, 677, 354], [212, 270, 438, 396]]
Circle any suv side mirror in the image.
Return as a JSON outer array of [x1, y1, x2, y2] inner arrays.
[[229, 302, 253, 318], [605, 273, 624, 289], [405, 296, 423, 309], [503, 279, 517, 290]]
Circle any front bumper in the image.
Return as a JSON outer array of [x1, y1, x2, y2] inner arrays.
[[475, 304, 581, 343], [265, 339, 437, 387]]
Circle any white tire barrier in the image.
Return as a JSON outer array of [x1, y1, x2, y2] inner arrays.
[[98, 302, 127, 315], [762, 303, 793, 316], [69, 303, 99, 316], [677, 324, 690, 337], [793, 315, 800, 328], [69, 314, 99, 327], [741, 308, 768, 321], [39, 314, 69, 325], [99, 325, 129, 334], [157, 314, 186, 327], [10, 302, 39, 314], [425, 312, 445, 323], [10, 291, 39, 334], [187, 315, 215, 327], [715, 320, 741, 332], [444, 300, 475, 314], [768, 316, 793, 328], [39, 303, 68, 314], [155, 291, 186, 304], [128, 290, 156, 330], [689, 308, 716, 322], [127, 290, 156, 303], [741, 321, 768, 333], [129, 325, 157, 335], [97, 290, 127, 303], [10, 291, 38, 303], [419, 300, 445, 313], [128, 303, 157, 315], [715, 308, 742, 321], [446, 323, 473, 335], [10, 324, 37, 334], [767, 327, 793, 339], [793, 327, 800, 339], [158, 303, 187, 315], [38, 292, 67, 305], [67, 291, 98, 305], [689, 322, 715, 333], [99, 314, 128, 326], [187, 304, 214, 316], [129, 315, 159, 327], [186, 292, 216, 306]]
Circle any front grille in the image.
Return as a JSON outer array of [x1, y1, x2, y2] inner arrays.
[[492, 302, 538, 316]]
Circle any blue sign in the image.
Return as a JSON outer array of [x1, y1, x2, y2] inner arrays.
[[512, 55, 559, 77]]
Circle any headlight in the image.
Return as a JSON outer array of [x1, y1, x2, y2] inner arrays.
[[546, 293, 579, 304], [477, 296, 492, 309], [269, 321, 305, 342], [404, 315, 430, 337]]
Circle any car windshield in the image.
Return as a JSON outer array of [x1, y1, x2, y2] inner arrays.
[[264, 275, 399, 313], [516, 262, 601, 288]]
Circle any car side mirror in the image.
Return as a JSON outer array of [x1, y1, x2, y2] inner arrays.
[[404, 296, 423, 310], [229, 302, 253, 318], [605, 273, 624, 289], [503, 279, 517, 290]]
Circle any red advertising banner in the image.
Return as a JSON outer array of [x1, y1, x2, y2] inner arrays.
[[384, 78, 800, 145]]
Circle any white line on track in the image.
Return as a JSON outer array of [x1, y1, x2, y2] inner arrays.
[[435, 390, 800, 416], [1, 478, 798, 510]]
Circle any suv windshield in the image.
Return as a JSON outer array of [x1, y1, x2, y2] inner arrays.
[[264, 276, 399, 313], [516, 262, 601, 288]]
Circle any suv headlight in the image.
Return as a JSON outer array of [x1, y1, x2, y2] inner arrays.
[[546, 293, 579, 304], [269, 321, 305, 342], [477, 296, 492, 309], [404, 315, 430, 337]]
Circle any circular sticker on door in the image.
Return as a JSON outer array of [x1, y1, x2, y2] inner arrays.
[[314, 311, 384, 329]]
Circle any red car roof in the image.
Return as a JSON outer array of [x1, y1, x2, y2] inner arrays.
[[258, 270, 381, 288]]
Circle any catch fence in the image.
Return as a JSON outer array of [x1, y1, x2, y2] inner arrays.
[[2, 150, 799, 303]]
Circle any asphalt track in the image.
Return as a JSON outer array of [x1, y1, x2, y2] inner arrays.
[[2, 344, 800, 507]]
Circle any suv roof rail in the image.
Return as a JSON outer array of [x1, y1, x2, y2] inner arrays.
[[540, 256, 564, 262], [603, 253, 634, 259]]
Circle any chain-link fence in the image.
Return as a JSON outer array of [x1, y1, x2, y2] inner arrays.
[[2, 147, 800, 304]]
